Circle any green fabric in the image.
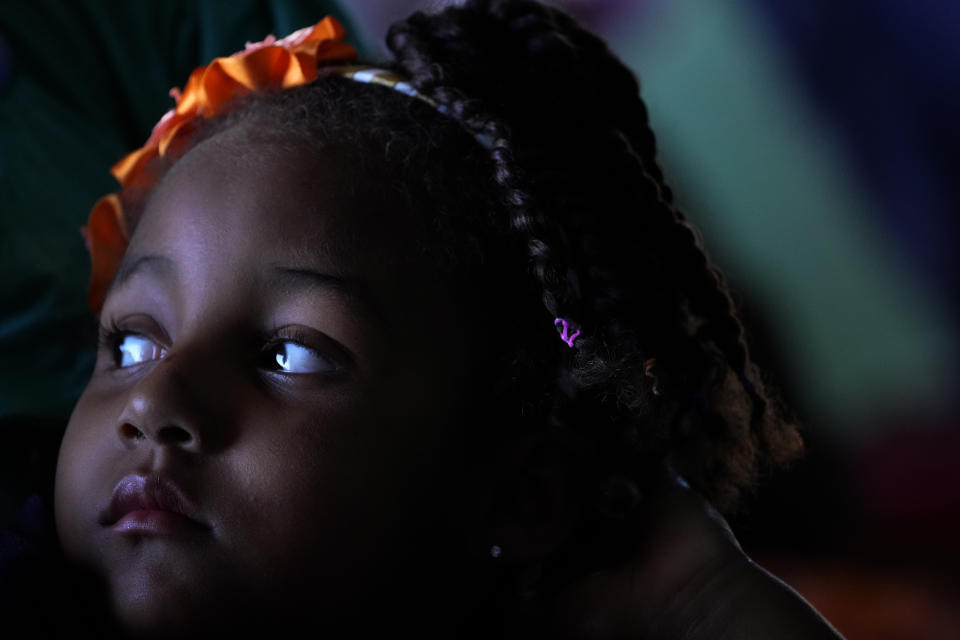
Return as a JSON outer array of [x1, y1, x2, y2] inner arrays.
[[0, 0, 368, 525]]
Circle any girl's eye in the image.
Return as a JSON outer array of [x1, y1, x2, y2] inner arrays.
[[268, 341, 337, 375], [115, 333, 166, 368]]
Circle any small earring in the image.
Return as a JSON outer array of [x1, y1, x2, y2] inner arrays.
[[644, 357, 661, 396], [489, 544, 503, 559]]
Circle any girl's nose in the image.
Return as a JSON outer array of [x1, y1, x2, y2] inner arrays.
[[115, 351, 218, 453], [119, 420, 196, 448]]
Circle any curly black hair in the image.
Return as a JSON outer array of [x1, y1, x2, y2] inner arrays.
[[381, 0, 804, 510], [123, 0, 802, 565]]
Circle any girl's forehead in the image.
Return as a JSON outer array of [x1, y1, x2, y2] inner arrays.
[[132, 127, 423, 274]]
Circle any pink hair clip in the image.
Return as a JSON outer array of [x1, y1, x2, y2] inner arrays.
[[554, 317, 581, 348]]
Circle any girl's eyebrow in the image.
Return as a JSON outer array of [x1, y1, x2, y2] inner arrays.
[[108, 254, 176, 295], [106, 255, 386, 328], [268, 265, 387, 329]]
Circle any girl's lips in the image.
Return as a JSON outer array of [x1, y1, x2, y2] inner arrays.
[[112, 509, 206, 536], [102, 473, 210, 533]]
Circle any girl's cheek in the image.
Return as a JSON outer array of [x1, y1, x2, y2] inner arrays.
[[55, 391, 117, 556]]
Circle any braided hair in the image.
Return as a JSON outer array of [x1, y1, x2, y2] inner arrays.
[[381, 0, 803, 511], [123, 0, 801, 544]]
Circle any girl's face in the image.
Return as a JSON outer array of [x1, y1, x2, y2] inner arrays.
[[55, 126, 484, 635]]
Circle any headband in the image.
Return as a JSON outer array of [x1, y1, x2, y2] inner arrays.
[[332, 65, 495, 150], [83, 18, 580, 349]]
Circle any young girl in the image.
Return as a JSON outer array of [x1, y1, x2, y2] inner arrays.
[[44, 0, 843, 637]]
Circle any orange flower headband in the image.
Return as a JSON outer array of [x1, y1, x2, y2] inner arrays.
[[84, 17, 356, 313]]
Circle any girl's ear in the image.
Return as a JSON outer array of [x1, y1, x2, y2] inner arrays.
[[474, 428, 598, 564]]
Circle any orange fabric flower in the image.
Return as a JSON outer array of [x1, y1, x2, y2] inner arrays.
[[85, 17, 356, 313], [84, 194, 128, 314]]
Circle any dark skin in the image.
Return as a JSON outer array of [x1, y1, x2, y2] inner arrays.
[[552, 470, 846, 639], [55, 126, 488, 636], [55, 123, 844, 638]]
